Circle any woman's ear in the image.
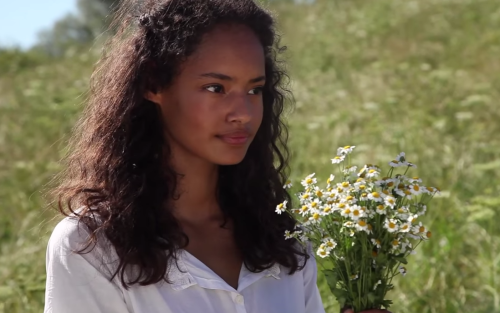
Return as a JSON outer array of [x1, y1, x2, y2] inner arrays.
[[144, 89, 163, 104]]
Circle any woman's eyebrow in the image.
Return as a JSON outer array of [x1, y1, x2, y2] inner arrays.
[[199, 72, 266, 83]]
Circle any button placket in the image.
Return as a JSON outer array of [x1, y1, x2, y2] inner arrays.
[[233, 293, 247, 313]]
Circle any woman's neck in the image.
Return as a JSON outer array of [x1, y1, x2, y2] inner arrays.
[[168, 152, 222, 224]]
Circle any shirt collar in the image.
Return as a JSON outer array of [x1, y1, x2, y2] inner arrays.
[[167, 250, 281, 292]]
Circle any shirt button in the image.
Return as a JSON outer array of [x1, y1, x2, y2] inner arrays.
[[234, 294, 244, 305]]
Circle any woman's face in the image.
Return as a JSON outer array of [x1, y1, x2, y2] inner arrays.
[[147, 24, 265, 166]]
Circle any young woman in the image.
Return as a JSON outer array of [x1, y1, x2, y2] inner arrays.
[[44, 0, 389, 312]]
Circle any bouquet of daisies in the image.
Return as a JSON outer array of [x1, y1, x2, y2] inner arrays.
[[276, 146, 439, 312]]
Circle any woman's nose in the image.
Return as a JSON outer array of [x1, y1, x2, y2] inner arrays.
[[226, 94, 253, 124]]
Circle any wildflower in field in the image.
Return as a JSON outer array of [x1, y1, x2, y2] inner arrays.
[[409, 177, 422, 184], [327, 174, 335, 186], [284, 230, 292, 239], [331, 155, 345, 164], [368, 191, 384, 202], [408, 184, 422, 195], [371, 238, 382, 249], [283, 180, 293, 189], [324, 238, 337, 251], [399, 222, 412, 233], [360, 192, 369, 201], [376, 204, 386, 215], [350, 206, 365, 220], [355, 220, 369, 232], [384, 196, 397, 208], [340, 207, 352, 218], [385, 219, 399, 233], [366, 168, 380, 179], [337, 146, 356, 155], [321, 205, 333, 216], [350, 274, 359, 281], [317, 247, 330, 258], [342, 165, 358, 175], [275, 200, 287, 214], [399, 266, 407, 276], [301, 173, 317, 187]]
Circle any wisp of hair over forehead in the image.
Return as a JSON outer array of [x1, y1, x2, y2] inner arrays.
[[52, 0, 308, 288]]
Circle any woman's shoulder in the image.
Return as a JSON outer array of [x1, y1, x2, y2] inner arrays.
[[47, 212, 119, 280]]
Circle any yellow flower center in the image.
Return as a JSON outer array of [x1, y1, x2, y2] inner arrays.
[[301, 205, 308, 212], [338, 203, 346, 209], [334, 156, 342, 160], [327, 187, 333, 192], [356, 178, 364, 183], [361, 193, 368, 197], [392, 160, 399, 164], [419, 226, 425, 233], [359, 185, 366, 190], [311, 202, 318, 208], [372, 192, 380, 198], [342, 182, 350, 188], [369, 169, 376, 174], [343, 209, 351, 215], [306, 178, 313, 184], [337, 187, 344, 193], [404, 190, 412, 195], [387, 182, 394, 187], [327, 241, 334, 247], [367, 224, 373, 230], [426, 187, 434, 192], [398, 184, 405, 189], [316, 190, 323, 197], [302, 193, 310, 199], [389, 222, 396, 229], [392, 240, 399, 246], [387, 198, 395, 204], [426, 231, 432, 238], [413, 177, 419, 180], [382, 190, 390, 196], [319, 250, 326, 256], [313, 213, 320, 220], [401, 224, 409, 231], [346, 195, 354, 201], [413, 185, 420, 191], [353, 210, 360, 216], [377, 205, 385, 211], [278, 203, 284, 209], [323, 207, 331, 213], [344, 145, 351, 149], [358, 220, 366, 227]]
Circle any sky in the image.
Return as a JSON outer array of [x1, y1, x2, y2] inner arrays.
[[0, 0, 77, 49]]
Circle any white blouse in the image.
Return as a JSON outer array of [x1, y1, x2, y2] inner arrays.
[[44, 216, 326, 313]]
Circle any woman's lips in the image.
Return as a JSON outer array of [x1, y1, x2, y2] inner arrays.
[[217, 131, 250, 145]]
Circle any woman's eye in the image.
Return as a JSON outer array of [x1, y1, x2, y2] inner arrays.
[[248, 87, 264, 95], [205, 85, 224, 93]]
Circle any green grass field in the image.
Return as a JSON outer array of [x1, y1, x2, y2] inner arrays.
[[1, 0, 499, 312]]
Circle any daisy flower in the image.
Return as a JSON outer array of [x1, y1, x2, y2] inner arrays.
[[301, 173, 317, 187], [320, 205, 333, 216], [355, 219, 368, 232], [284, 230, 293, 240], [399, 222, 412, 233], [371, 238, 382, 248], [408, 184, 422, 195], [275, 200, 287, 214], [326, 174, 335, 186], [384, 196, 397, 208], [317, 247, 330, 258], [399, 266, 407, 276], [368, 191, 384, 202], [375, 204, 387, 215], [384, 219, 399, 233], [337, 145, 356, 155], [331, 155, 345, 164], [299, 205, 309, 216], [283, 180, 293, 189], [409, 177, 422, 184], [365, 168, 380, 179], [350, 206, 365, 220], [340, 207, 352, 218], [323, 238, 337, 251], [359, 192, 369, 201]]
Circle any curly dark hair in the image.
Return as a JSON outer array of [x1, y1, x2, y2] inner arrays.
[[53, 0, 308, 288]]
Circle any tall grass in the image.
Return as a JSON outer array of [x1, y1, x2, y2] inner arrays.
[[1, 0, 499, 312]]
